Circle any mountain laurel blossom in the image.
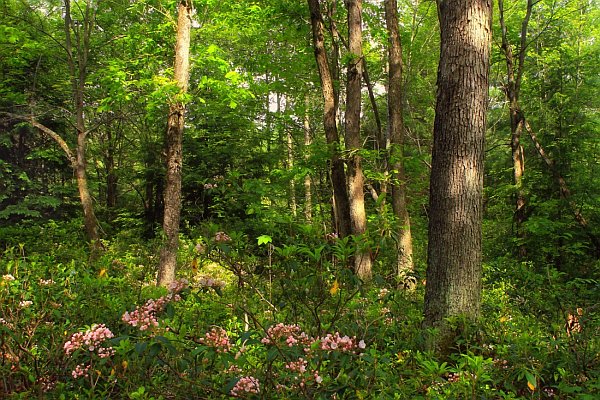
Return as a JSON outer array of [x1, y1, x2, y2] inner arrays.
[[215, 231, 232, 242], [64, 324, 115, 356], [230, 376, 260, 396], [199, 327, 232, 353], [122, 278, 188, 331]]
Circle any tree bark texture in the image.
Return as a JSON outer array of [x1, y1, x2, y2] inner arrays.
[[307, 0, 351, 238], [345, 0, 372, 281], [384, 0, 415, 279], [157, 0, 192, 287], [423, 0, 492, 351]]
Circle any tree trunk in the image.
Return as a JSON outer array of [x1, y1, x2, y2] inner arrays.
[[499, 0, 533, 256], [345, 0, 372, 281], [307, 0, 351, 238], [304, 93, 313, 223], [157, 0, 192, 287], [286, 107, 297, 217], [423, 0, 492, 354], [384, 0, 415, 281], [64, 0, 101, 250]]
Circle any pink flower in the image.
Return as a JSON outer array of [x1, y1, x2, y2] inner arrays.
[[167, 278, 189, 294], [71, 363, 90, 379], [230, 376, 260, 396], [215, 231, 232, 242], [64, 324, 114, 356], [199, 327, 232, 353], [262, 323, 312, 347]]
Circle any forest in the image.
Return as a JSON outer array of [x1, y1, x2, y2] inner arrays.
[[0, 0, 599, 398]]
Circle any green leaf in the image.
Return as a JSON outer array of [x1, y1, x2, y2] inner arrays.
[[257, 235, 272, 246]]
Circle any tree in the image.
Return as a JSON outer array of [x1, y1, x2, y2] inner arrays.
[[498, 0, 534, 256], [307, 0, 352, 238], [423, 0, 492, 353], [344, 0, 371, 281], [157, 0, 192, 287], [1, 0, 103, 250], [384, 0, 415, 281]]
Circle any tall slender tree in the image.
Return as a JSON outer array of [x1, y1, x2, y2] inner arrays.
[[423, 0, 492, 353], [498, 0, 533, 256], [384, 0, 415, 281], [307, 0, 352, 238], [345, 0, 371, 281], [157, 0, 192, 287]]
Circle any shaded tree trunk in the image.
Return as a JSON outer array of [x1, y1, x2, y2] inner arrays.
[[307, 0, 351, 238], [157, 0, 192, 287], [423, 0, 492, 354], [64, 0, 101, 250], [345, 0, 371, 281], [304, 93, 313, 223], [498, 0, 533, 256], [384, 0, 415, 281]]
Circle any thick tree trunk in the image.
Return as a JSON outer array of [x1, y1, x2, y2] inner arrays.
[[384, 0, 415, 281], [423, 0, 492, 354], [157, 0, 192, 287], [307, 0, 351, 238], [345, 0, 372, 281]]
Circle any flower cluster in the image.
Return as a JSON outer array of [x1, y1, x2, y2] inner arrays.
[[64, 324, 115, 356], [122, 279, 187, 331], [203, 183, 217, 190], [122, 296, 169, 331], [167, 278, 189, 295], [214, 231, 232, 243], [378, 288, 389, 299], [200, 327, 232, 353], [2, 274, 15, 281], [285, 357, 308, 374], [261, 323, 312, 348], [230, 376, 260, 397], [197, 275, 226, 289], [64, 324, 115, 379], [319, 332, 365, 353], [281, 357, 323, 388], [71, 363, 91, 379]]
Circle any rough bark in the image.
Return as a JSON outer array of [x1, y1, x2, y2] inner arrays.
[[384, 0, 415, 281], [423, 0, 492, 354], [307, 0, 351, 238], [345, 0, 372, 281], [157, 0, 192, 287]]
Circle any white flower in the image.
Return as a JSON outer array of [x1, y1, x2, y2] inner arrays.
[[20, 300, 33, 308], [2, 274, 15, 281]]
